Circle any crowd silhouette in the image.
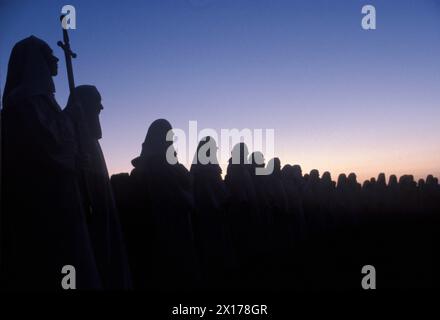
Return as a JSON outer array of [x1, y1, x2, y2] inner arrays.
[[1, 36, 438, 291]]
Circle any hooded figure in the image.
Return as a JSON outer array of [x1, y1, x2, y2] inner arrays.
[[224, 143, 262, 288], [302, 169, 322, 232], [225, 143, 258, 212], [248, 151, 270, 219], [265, 158, 288, 215], [319, 171, 337, 228], [281, 164, 307, 285], [190, 137, 235, 289], [264, 158, 293, 288], [65, 85, 132, 289], [281, 164, 306, 242], [190, 137, 228, 213], [1, 36, 100, 290], [128, 119, 199, 291]]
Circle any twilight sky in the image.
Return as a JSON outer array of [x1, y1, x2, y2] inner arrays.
[[1, 0, 439, 182]]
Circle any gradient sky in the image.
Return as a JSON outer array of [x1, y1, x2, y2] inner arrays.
[[1, 0, 439, 182]]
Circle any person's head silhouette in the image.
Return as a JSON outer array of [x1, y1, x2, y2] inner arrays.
[[322, 171, 332, 186], [362, 180, 370, 189], [309, 169, 320, 184], [191, 136, 219, 166], [389, 174, 398, 188], [337, 173, 347, 189], [249, 151, 265, 169], [132, 119, 175, 167], [3, 36, 59, 109], [292, 165, 303, 180], [267, 157, 281, 176], [67, 85, 104, 140], [348, 173, 358, 186], [230, 142, 249, 165]]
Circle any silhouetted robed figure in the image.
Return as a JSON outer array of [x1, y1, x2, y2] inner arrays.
[[190, 136, 236, 289], [224, 143, 266, 288], [112, 119, 199, 291], [1, 36, 101, 290], [65, 85, 131, 289]]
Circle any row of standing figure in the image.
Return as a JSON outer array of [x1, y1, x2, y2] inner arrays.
[[1, 36, 438, 290], [111, 122, 439, 291]]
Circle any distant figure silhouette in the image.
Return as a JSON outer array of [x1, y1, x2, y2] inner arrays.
[[65, 85, 131, 289], [303, 169, 322, 232], [190, 137, 235, 289], [265, 158, 292, 288], [265, 158, 288, 226], [224, 143, 261, 288], [225, 143, 258, 214], [248, 151, 270, 220], [281, 164, 306, 242], [1, 36, 100, 290], [247, 152, 275, 287], [121, 119, 199, 291], [280, 164, 307, 286]]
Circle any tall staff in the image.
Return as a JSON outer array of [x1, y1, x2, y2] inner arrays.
[[58, 15, 93, 217], [57, 15, 77, 93]]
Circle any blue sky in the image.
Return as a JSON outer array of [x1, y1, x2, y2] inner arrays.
[[1, 0, 439, 181]]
